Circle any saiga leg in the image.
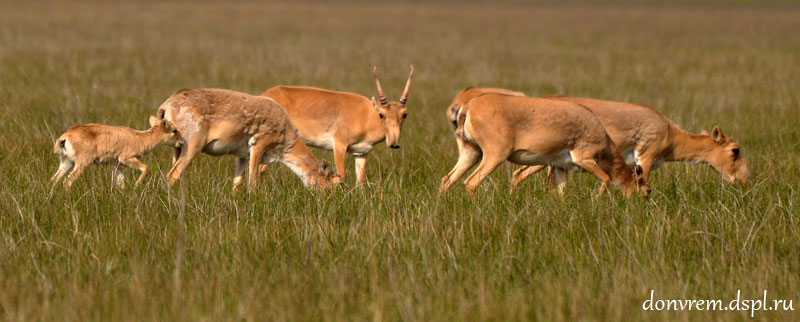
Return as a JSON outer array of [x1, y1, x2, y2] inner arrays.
[[248, 133, 280, 190], [463, 152, 507, 194], [119, 157, 149, 187], [510, 165, 546, 192], [354, 155, 367, 185], [573, 158, 611, 197], [547, 166, 569, 195], [167, 134, 206, 187], [257, 164, 270, 176], [439, 142, 482, 194], [50, 157, 75, 187], [233, 157, 247, 192], [64, 160, 89, 189], [331, 138, 348, 184], [442, 135, 469, 182], [171, 146, 181, 167], [112, 164, 126, 189]]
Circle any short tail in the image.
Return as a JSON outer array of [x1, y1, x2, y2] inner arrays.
[[455, 102, 472, 141], [156, 106, 166, 119], [157, 89, 191, 120]]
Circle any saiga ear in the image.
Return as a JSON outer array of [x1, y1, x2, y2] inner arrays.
[[699, 129, 709, 135], [149, 115, 159, 127], [711, 125, 723, 143]]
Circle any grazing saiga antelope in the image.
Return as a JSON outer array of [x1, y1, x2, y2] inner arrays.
[[441, 87, 526, 185], [510, 96, 750, 192], [157, 88, 335, 190], [439, 93, 650, 197], [261, 66, 414, 184], [51, 116, 181, 189]]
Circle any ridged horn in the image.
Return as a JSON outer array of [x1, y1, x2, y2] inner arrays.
[[373, 66, 388, 106], [399, 65, 414, 106]]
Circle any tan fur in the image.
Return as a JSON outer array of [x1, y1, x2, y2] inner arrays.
[[261, 66, 413, 184], [511, 96, 750, 190], [440, 94, 649, 197], [50, 116, 180, 189], [446, 87, 526, 129], [442, 87, 526, 184], [157, 88, 335, 191]]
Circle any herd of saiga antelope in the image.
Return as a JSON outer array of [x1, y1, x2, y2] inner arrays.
[[50, 66, 750, 198]]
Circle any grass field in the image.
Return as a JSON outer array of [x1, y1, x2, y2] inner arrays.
[[1, 1, 799, 321]]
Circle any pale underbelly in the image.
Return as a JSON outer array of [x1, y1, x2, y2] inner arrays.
[[302, 133, 334, 150], [508, 150, 582, 172], [301, 133, 374, 156], [348, 142, 374, 156]]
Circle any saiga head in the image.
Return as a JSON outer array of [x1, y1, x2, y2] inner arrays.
[[620, 165, 652, 198], [700, 126, 750, 185], [149, 115, 182, 147], [311, 160, 339, 188], [372, 66, 413, 149]]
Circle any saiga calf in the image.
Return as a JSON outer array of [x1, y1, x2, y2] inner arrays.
[[51, 116, 180, 189]]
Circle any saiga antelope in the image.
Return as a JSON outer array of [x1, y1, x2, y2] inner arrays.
[[510, 96, 750, 192], [440, 93, 650, 197], [51, 116, 180, 189], [441, 87, 526, 184], [261, 66, 414, 184], [157, 88, 335, 190]]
